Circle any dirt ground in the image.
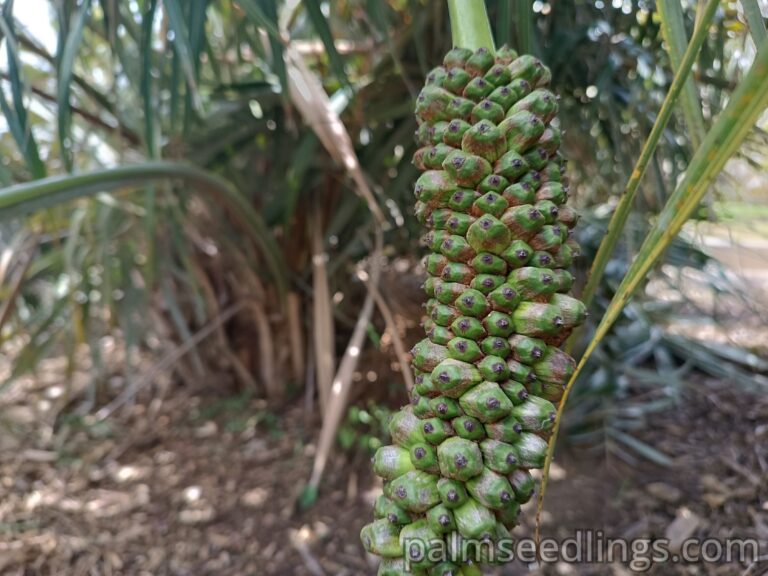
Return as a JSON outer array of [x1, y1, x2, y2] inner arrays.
[[0, 358, 766, 576]]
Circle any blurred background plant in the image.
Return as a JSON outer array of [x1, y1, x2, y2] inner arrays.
[[0, 0, 766, 490]]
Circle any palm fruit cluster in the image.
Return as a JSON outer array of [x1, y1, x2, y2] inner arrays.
[[361, 45, 587, 575]]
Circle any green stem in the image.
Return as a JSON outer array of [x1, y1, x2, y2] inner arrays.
[[448, 0, 495, 52]]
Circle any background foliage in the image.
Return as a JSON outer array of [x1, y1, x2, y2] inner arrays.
[[0, 0, 766, 487]]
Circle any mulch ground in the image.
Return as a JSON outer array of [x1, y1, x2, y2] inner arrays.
[[0, 369, 766, 576]]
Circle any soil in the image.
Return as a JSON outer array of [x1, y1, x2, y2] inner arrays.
[[0, 363, 766, 576], [0, 272, 766, 576]]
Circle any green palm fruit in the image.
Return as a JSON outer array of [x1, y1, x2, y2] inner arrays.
[[556, 204, 580, 228], [528, 224, 564, 252], [452, 415, 487, 441], [488, 283, 522, 312], [415, 171, 457, 207], [509, 266, 557, 300], [509, 54, 551, 87], [387, 470, 441, 513], [437, 437, 484, 481], [523, 147, 549, 171], [498, 110, 545, 152], [366, 45, 589, 572], [519, 170, 542, 190], [462, 77, 494, 100], [466, 214, 512, 254], [444, 67, 472, 93], [411, 443, 440, 474], [444, 119, 472, 147], [509, 469, 536, 503], [415, 372, 438, 396], [450, 316, 485, 340], [515, 432, 549, 469], [535, 199, 560, 223], [484, 63, 512, 86], [477, 355, 510, 381], [439, 234, 476, 262], [509, 89, 559, 123], [432, 358, 482, 397], [539, 161, 563, 183], [426, 66, 449, 86], [506, 358, 536, 384], [362, 519, 403, 558], [472, 191, 509, 217], [495, 501, 522, 528], [551, 268, 574, 293], [551, 243, 574, 267], [536, 182, 567, 204], [454, 288, 490, 317], [500, 379, 530, 405], [494, 149, 529, 180], [427, 325, 454, 346], [389, 407, 428, 449], [374, 445, 416, 480], [550, 293, 588, 327], [453, 498, 497, 539], [461, 120, 506, 162], [437, 477, 469, 508], [501, 205, 545, 239], [477, 173, 509, 194], [375, 495, 414, 525], [443, 47, 473, 68], [431, 302, 460, 326], [512, 302, 566, 337], [481, 335, 511, 358], [484, 415, 524, 442], [470, 273, 505, 294], [448, 188, 478, 211], [413, 392, 437, 418], [422, 418, 455, 445], [459, 381, 513, 423], [435, 282, 466, 305], [530, 250, 554, 268], [447, 337, 483, 362], [400, 520, 441, 569], [488, 84, 519, 110], [466, 466, 515, 509], [502, 182, 536, 207], [415, 143, 457, 170], [446, 96, 475, 121], [430, 396, 462, 419], [534, 345, 577, 384], [510, 395, 557, 432], [471, 99, 505, 124], [480, 438, 520, 474], [440, 261, 473, 283], [427, 504, 458, 534], [465, 47, 494, 75], [412, 339, 450, 372], [538, 125, 561, 155], [509, 334, 547, 364], [425, 253, 449, 276], [432, 209, 476, 235]]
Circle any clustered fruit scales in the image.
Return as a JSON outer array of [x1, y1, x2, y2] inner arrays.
[[361, 45, 587, 575]]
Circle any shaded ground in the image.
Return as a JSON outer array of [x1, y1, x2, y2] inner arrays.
[[1, 234, 766, 576], [0, 363, 766, 575]]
